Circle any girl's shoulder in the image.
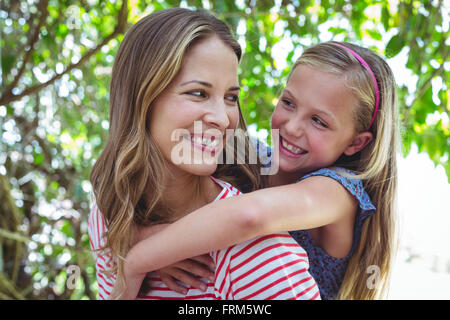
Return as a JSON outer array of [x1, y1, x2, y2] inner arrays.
[[298, 167, 376, 215]]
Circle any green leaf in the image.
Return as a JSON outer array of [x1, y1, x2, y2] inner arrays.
[[33, 153, 44, 165], [385, 34, 405, 58], [60, 220, 73, 238], [57, 24, 69, 38], [1, 53, 15, 75], [366, 29, 382, 41], [381, 5, 390, 30]]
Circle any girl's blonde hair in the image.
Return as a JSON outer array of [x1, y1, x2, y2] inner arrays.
[[90, 8, 263, 297], [293, 41, 400, 299]]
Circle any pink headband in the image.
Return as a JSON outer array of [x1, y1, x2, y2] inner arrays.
[[333, 43, 380, 130]]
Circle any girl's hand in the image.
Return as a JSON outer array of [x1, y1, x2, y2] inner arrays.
[[153, 254, 215, 294], [111, 264, 147, 300]]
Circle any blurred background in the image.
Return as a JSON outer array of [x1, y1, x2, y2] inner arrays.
[[0, 0, 448, 299]]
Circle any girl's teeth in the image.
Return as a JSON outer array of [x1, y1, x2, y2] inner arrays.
[[282, 138, 303, 154]]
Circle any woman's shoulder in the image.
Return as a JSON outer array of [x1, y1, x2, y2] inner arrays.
[[209, 176, 241, 197], [87, 195, 109, 250], [298, 167, 376, 213]]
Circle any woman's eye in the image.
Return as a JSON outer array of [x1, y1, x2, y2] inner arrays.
[[186, 90, 206, 98], [312, 116, 328, 128], [225, 94, 239, 103]]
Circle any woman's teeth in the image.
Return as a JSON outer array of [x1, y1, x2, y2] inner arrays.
[[187, 135, 218, 147], [281, 138, 305, 155]]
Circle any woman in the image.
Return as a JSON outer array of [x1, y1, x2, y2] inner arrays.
[[88, 8, 319, 300]]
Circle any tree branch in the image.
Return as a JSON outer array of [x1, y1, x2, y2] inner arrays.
[[2, 0, 49, 97], [0, 228, 30, 244], [0, 291, 12, 300], [0, 272, 25, 300], [0, 0, 128, 107], [409, 48, 448, 110]]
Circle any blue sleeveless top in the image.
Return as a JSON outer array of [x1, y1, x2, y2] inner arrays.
[[289, 167, 376, 300], [251, 140, 376, 299]]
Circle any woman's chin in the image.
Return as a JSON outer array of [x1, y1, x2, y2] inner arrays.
[[179, 162, 219, 177]]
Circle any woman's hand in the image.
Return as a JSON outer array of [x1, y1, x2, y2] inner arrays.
[[152, 254, 215, 294]]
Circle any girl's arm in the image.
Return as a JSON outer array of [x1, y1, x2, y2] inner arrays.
[[121, 175, 357, 297]]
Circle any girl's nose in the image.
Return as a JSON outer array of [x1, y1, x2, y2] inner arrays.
[[284, 117, 304, 139]]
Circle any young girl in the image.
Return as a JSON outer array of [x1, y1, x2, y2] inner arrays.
[[122, 41, 400, 300], [88, 8, 320, 300]]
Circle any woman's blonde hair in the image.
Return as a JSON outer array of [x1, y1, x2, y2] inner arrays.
[[293, 41, 400, 299], [90, 8, 263, 297]]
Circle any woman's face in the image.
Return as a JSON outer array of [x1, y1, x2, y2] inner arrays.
[[150, 35, 240, 177]]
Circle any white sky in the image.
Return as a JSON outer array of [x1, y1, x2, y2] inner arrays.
[[389, 146, 450, 299]]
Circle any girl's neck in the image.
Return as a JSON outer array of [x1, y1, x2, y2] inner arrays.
[[269, 169, 303, 187]]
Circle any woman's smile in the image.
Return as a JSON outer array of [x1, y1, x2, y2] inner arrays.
[[182, 133, 221, 153]]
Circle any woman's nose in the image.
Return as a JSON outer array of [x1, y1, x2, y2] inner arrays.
[[203, 101, 230, 130]]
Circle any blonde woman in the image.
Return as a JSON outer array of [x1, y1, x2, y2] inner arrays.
[[88, 8, 320, 300], [122, 41, 400, 300]]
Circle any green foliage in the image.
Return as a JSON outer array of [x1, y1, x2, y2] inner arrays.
[[0, 0, 448, 299]]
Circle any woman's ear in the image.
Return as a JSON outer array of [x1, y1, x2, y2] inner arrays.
[[343, 132, 373, 156]]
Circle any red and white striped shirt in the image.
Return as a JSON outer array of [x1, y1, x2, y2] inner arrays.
[[88, 178, 320, 300]]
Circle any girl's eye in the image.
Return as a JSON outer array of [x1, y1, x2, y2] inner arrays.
[[312, 116, 328, 128], [282, 99, 294, 109]]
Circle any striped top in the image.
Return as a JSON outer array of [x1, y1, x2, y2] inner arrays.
[[88, 177, 320, 300]]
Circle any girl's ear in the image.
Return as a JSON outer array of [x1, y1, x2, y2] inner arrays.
[[343, 132, 373, 156]]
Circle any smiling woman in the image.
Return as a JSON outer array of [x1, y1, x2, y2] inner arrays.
[[88, 7, 257, 297], [88, 7, 320, 300], [149, 35, 241, 177]]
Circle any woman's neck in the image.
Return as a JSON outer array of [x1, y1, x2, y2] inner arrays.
[[160, 171, 221, 222]]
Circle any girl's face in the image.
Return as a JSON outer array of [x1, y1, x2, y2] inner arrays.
[[271, 64, 371, 178], [150, 35, 240, 177]]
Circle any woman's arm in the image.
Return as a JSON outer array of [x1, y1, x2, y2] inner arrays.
[[122, 175, 357, 296]]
